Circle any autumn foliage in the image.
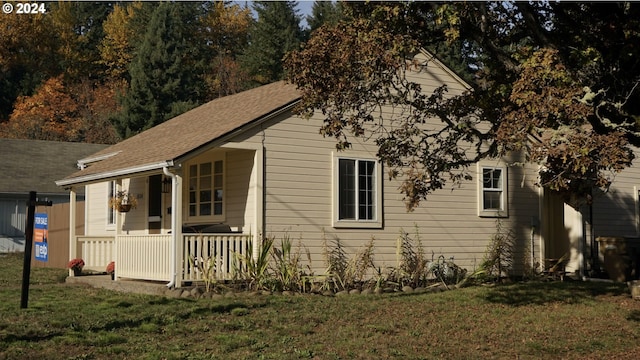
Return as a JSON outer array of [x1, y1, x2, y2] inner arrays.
[[286, 2, 640, 208], [499, 48, 633, 195], [0, 1, 306, 142], [0, 76, 120, 144]]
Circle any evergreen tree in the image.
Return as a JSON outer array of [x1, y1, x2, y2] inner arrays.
[[307, 1, 345, 34], [114, 2, 204, 138], [50, 1, 113, 81], [241, 1, 304, 85], [198, 1, 253, 99]]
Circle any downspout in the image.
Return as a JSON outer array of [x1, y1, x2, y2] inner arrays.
[[530, 217, 537, 273], [163, 166, 177, 288]]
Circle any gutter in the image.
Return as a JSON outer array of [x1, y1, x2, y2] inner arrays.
[[56, 161, 173, 188], [163, 165, 178, 289]]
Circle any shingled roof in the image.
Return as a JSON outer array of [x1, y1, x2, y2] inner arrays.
[[0, 139, 108, 195], [57, 81, 301, 187]]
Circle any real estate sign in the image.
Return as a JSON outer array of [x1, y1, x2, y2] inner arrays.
[[34, 213, 48, 262]]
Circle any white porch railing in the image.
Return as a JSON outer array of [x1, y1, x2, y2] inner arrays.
[[117, 234, 171, 281], [77, 236, 115, 272], [183, 233, 252, 282], [76, 233, 252, 286]]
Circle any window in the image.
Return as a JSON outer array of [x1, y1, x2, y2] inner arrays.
[[479, 165, 507, 217], [334, 155, 382, 228], [107, 181, 116, 226], [189, 160, 224, 218]]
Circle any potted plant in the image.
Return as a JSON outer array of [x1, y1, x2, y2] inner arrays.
[[109, 190, 137, 212], [106, 261, 115, 280], [67, 258, 85, 276]]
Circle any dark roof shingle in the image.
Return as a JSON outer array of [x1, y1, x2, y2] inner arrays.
[[0, 139, 108, 194]]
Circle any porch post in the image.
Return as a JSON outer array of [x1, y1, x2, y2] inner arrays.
[[68, 187, 77, 277], [255, 147, 265, 262], [115, 179, 122, 280], [163, 166, 182, 288], [174, 173, 183, 287]]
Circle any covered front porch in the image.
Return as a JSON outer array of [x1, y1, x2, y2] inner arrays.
[[63, 145, 264, 288]]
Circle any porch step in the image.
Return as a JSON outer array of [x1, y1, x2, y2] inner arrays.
[[66, 275, 169, 296]]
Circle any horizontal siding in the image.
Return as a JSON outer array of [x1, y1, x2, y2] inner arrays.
[[123, 177, 148, 235], [591, 147, 640, 238], [225, 149, 255, 231], [85, 182, 110, 236], [230, 104, 542, 274]]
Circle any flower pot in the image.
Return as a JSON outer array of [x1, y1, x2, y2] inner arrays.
[[73, 268, 82, 276], [118, 203, 132, 212], [110, 273, 115, 280]]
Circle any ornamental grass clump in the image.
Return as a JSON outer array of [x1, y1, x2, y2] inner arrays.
[[270, 234, 311, 292], [387, 228, 430, 288], [320, 236, 376, 292], [232, 234, 273, 291]]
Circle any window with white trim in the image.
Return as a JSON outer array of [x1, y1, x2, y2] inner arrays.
[[334, 156, 382, 228], [189, 160, 224, 219], [107, 181, 116, 226], [479, 165, 507, 217]]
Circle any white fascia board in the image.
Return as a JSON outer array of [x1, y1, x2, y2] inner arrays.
[[418, 48, 473, 91], [56, 161, 174, 187], [77, 151, 122, 169]]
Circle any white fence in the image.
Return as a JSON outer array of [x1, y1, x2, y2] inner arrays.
[[183, 233, 252, 281]]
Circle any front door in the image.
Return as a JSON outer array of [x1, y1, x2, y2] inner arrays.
[[148, 175, 163, 234]]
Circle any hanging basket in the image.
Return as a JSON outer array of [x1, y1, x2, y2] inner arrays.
[[110, 190, 137, 212]]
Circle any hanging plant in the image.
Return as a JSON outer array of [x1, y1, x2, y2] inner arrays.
[[109, 190, 138, 212]]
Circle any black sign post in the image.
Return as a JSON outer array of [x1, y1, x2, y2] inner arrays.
[[21, 191, 53, 309]]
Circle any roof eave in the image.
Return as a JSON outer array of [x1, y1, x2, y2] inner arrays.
[[418, 48, 473, 91], [56, 160, 174, 188]]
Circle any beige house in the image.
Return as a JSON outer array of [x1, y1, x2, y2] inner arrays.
[[56, 51, 640, 286]]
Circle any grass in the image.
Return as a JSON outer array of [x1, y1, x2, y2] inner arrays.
[[2, 252, 640, 359]]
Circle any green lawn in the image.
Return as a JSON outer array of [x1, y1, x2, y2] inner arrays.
[[2, 252, 640, 359]]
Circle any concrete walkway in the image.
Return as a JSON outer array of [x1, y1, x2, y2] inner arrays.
[[0, 236, 24, 253], [66, 275, 171, 296]]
